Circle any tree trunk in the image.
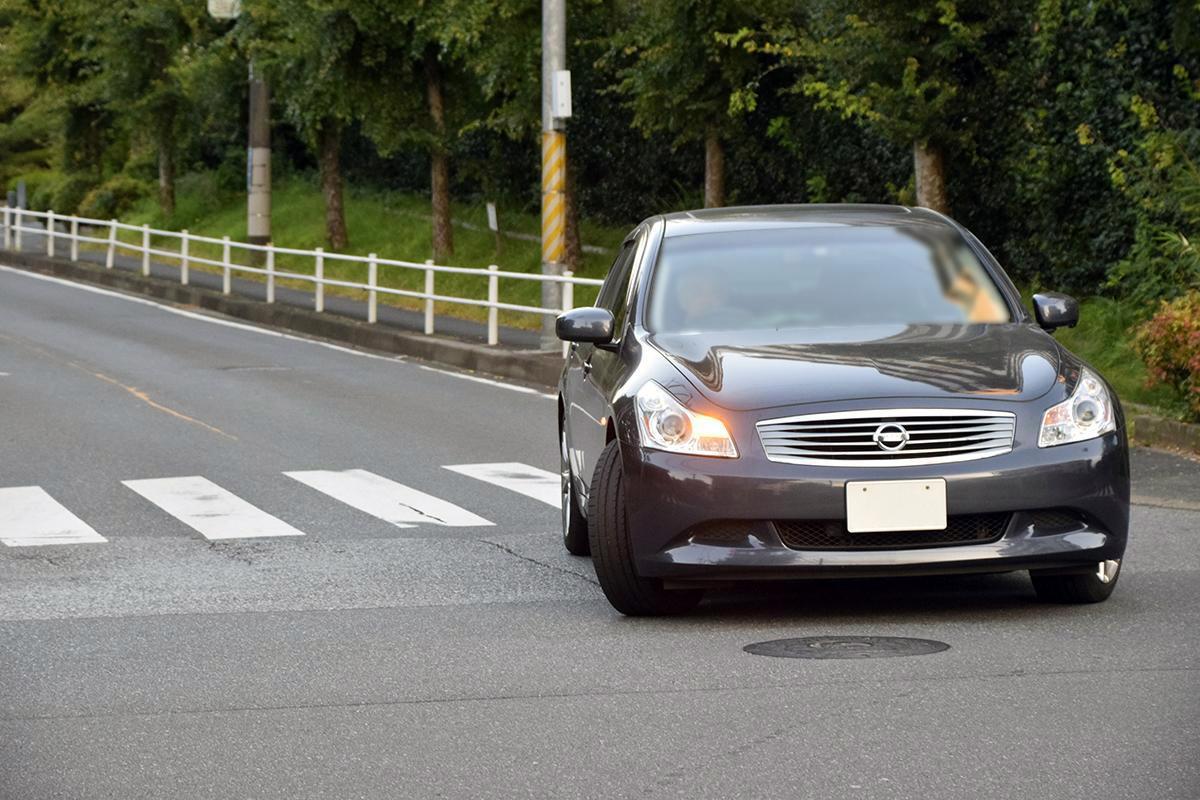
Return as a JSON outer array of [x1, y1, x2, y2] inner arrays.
[[704, 130, 725, 208], [425, 46, 453, 260], [562, 152, 583, 271], [913, 140, 950, 215], [317, 120, 349, 250], [158, 131, 175, 217]]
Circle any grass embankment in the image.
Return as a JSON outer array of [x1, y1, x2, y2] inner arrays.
[[110, 172, 626, 329], [100, 173, 1177, 416]]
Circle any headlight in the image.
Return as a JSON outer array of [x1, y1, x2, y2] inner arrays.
[[635, 381, 737, 458], [1038, 369, 1116, 447]]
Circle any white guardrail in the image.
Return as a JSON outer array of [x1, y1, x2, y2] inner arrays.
[[0, 206, 603, 352]]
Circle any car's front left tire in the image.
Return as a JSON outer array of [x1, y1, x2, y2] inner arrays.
[[588, 440, 704, 616], [1030, 559, 1122, 603]]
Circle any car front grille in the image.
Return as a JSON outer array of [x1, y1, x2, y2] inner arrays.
[[756, 408, 1017, 467], [774, 513, 1010, 550]]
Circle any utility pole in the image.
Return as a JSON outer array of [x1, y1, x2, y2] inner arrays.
[[247, 62, 271, 247], [207, 2, 270, 248], [540, 0, 570, 349]]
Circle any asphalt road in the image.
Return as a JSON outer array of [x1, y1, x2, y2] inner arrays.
[[1, 263, 1197, 800]]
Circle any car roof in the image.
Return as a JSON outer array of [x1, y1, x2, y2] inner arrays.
[[657, 204, 957, 238]]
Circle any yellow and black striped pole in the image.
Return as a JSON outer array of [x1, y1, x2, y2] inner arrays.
[[541, 131, 567, 267]]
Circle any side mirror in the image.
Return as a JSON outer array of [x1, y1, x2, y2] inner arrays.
[[1032, 292, 1079, 331], [555, 307, 615, 345]]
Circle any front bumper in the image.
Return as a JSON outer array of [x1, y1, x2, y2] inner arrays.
[[621, 430, 1129, 582]]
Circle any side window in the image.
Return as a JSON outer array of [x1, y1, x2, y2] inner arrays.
[[596, 241, 635, 312], [595, 237, 638, 338]]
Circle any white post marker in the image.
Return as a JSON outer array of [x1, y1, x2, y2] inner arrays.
[[123, 476, 305, 540], [105, 219, 117, 268], [487, 264, 499, 345], [14, 208, 22, 252], [222, 236, 232, 294], [46, 210, 55, 257], [70, 217, 79, 262], [284, 469, 492, 528], [2, 206, 10, 250], [424, 260, 435, 335], [0, 486, 107, 546], [180, 229, 189, 285], [141, 224, 151, 276], [266, 244, 275, 303], [561, 270, 574, 357], [314, 247, 324, 312], [367, 252, 378, 323], [443, 463, 560, 507]]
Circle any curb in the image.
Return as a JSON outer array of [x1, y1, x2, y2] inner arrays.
[[1128, 412, 1200, 458], [1, 250, 564, 388]]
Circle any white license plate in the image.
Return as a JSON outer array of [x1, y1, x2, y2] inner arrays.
[[845, 479, 947, 533]]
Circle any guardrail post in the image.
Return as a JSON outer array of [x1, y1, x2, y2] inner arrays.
[[561, 271, 574, 357], [222, 236, 232, 294], [367, 253, 378, 323], [105, 219, 116, 268], [314, 248, 324, 312], [266, 244, 275, 303], [180, 230, 189, 285], [14, 208, 22, 252], [487, 264, 499, 345], [141, 224, 150, 276], [1, 207, 9, 250], [424, 259, 435, 335], [46, 210, 55, 257], [70, 217, 79, 262]]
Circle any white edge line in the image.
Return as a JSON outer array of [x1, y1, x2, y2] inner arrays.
[[0, 263, 555, 398]]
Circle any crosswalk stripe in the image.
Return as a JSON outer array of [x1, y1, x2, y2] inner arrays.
[[284, 469, 493, 528], [443, 463, 560, 507], [123, 476, 305, 540], [0, 486, 108, 546]]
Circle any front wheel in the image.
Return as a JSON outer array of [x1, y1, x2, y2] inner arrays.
[[588, 440, 703, 616], [1030, 559, 1122, 604]]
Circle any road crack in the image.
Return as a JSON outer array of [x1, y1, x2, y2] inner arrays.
[[478, 538, 599, 586]]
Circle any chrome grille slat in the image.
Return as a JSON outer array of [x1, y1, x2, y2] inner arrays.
[[759, 424, 1013, 439], [757, 408, 1016, 467]]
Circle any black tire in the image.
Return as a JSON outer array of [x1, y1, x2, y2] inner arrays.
[[588, 440, 703, 616], [1030, 559, 1122, 604], [560, 424, 590, 556]]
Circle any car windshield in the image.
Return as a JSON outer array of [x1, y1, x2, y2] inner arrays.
[[646, 226, 1012, 333]]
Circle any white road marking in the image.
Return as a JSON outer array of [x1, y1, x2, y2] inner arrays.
[[0, 265, 555, 399], [0, 486, 107, 546], [443, 463, 560, 507], [285, 469, 493, 528], [123, 476, 305, 540], [417, 365, 555, 399]]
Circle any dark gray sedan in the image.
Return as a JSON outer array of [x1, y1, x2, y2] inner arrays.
[[556, 205, 1129, 616]]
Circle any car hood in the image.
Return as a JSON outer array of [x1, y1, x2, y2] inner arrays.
[[648, 324, 1062, 412]]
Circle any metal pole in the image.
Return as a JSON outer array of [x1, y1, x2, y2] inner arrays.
[[540, 0, 567, 349], [247, 61, 271, 248], [367, 253, 378, 323], [487, 264, 499, 346], [46, 210, 55, 257], [105, 220, 116, 268], [266, 244, 275, 303], [424, 260, 435, 335], [180, 230, 189, 284], [314, 247, 325, 312], [2, 207, 9, 250], [141, 224, 150, 275], [561, 271, 574, 357], [70, 217, 79, 261], [222, 235, 232, 294]]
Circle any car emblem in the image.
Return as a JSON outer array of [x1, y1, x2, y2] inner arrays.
[[872, 422, 910, 452]]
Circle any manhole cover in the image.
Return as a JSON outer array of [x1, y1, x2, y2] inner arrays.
[[744, 636, 949, 660]]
